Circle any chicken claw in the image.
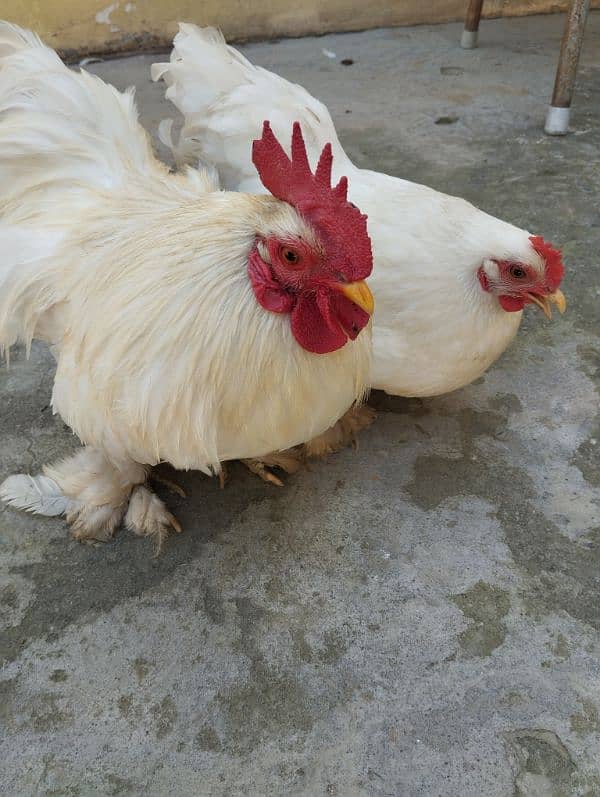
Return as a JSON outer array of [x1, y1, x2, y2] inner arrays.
[[149, 471, 187, 498], [125, 485, 182, 555], [241, 459, 286, 487]]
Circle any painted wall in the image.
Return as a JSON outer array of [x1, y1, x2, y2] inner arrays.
[[3, 0, 597, 57]]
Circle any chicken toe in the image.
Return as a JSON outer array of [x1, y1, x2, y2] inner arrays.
[[241, 459, 285, 487], [125, 485, 182, 554], [149, 471, 187, 498], [67, 502, 127, 543], [241, 447, 304, 487]]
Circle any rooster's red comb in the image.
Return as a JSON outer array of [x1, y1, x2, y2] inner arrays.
[[252, 121, 372, 281], [529, 235, 565, 291]]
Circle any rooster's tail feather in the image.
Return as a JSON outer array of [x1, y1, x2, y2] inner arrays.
[[152, 23, 346, 190]]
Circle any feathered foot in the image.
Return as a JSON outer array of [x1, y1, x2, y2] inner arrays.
[[124, 485, 182, 555], [0, 447, 146, 543]]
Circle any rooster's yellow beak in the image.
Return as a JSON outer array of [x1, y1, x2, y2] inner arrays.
[[336, 281, 375, 315], [527, 289, 567, 319]]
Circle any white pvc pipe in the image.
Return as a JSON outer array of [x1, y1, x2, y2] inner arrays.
[[544, 106, 571, 135], [460, 30, 479, 49]]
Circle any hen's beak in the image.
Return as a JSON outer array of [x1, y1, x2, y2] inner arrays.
[[337, 281, 375, 315], [527, 289, 567, 320]]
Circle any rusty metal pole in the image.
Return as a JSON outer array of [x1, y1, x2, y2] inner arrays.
[[545, 0, 590, 135], [461, 0, 485, 49]]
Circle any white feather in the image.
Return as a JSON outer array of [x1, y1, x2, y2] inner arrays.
[[0, 474, 69, 516], [151, 23, 344, 190]]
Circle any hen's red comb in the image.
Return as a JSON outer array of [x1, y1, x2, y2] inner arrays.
[[252, 121, 372, 281], [529, 235, 564, 291]]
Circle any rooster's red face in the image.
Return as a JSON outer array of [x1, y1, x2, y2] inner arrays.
[[248, 121, 374, 354], [478, 235, 566, 319]]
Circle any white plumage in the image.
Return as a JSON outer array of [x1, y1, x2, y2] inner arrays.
[[153, 24, 565, 398], [0, 23, 372, 544], [0, 474, 68, 517]]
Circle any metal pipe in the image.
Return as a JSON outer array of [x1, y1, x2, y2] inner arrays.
[[461, 0, 484, 49], [545, 0, 590, 135]]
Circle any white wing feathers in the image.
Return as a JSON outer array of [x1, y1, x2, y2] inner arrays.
[[152, 23, 348, 190]]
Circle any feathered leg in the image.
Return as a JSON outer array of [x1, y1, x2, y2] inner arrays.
[[0, 447, 146, 542], [0, 447, 184, 549], [240, 405, 377, 485]]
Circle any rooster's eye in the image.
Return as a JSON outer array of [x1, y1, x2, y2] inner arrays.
[[509, 265, 527, 279], [281, 247, 300, 265]]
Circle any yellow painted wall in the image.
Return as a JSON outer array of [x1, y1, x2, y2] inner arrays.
[[3, 0, 598, 56]]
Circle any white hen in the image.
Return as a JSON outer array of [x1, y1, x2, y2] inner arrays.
[[153, 24, 566, 400], [0, 23, 374, 545]]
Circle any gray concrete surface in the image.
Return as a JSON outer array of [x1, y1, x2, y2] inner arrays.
[[1, 13, 599, 796]]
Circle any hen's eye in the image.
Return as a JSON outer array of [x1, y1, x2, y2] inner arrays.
[[282, 247, 300, 265], [509, 265, 527, 279]]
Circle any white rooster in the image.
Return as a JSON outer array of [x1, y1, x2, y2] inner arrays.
[[153, 25, 567, 407], [0, 23, 374, 546]]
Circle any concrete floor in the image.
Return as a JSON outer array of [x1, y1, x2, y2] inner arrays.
[[1, 13, 599, 797]]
